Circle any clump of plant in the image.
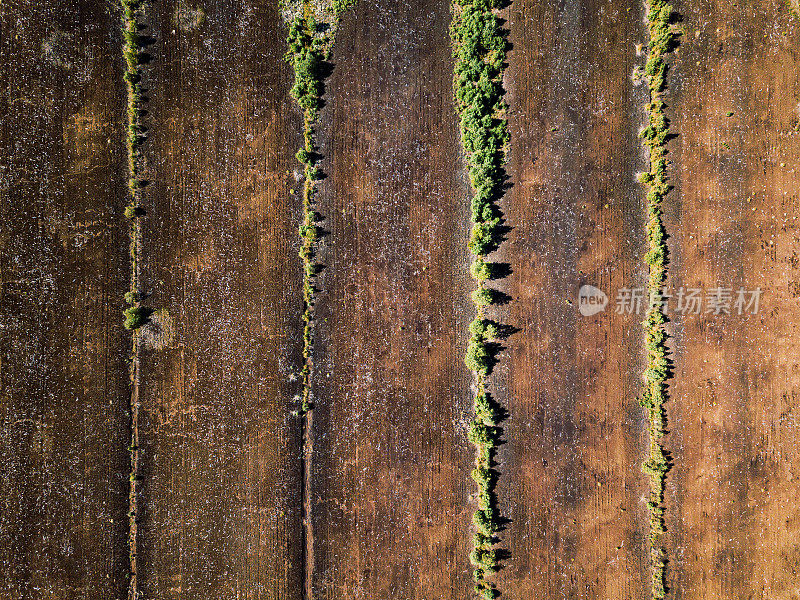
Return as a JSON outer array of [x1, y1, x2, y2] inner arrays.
[[451, 0, 510, 596], [123, 306, 148, 330], [638, 2, 679, 599], [122, 0, 145, 220], [282, 1, 354, 415], [121, 0, 148, 329]]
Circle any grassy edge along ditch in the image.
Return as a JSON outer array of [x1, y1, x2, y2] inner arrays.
[[637, 2, 679, 599], [450, 1, 510, 598], [120, 0, 149, 597]]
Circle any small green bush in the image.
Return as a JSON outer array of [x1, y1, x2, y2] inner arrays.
[[472, 509, 492, 535], [468, 318, 488, 338], [470, 258, 491, 281], [480, 587, 499, 600], [467, 420, 495, 446], [123, 307, 148, 330], [471, 288, 494, 306], [471, 467, 493, 487], [465, 336, 491, 375], [474, 392, 500, 425]]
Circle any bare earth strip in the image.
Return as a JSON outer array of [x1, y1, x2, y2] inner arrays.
[[309, 1, 475, 598], [135, 2, 305, 599], [0, 1, 131, 598], [665, 2, 800, 599], [494, 1, 650, 598]]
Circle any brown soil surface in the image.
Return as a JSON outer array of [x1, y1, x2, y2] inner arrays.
[[5, 2, 800, 599], [135, 2, 305, 599], [493, 1, 650, 598], [0, 1, 131, 598], [309, 1, 475, 598], [665, 3, 800, 599]]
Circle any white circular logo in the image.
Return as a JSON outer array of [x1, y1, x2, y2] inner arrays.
[[578, 285, 608, 316]]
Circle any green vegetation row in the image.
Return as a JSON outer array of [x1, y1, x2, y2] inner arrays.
[[122, 0, 148, 332], [450, 0, 510, 597], [282, 0, 354, 415], [120, 1, 148, 597], [638, 2, 679, 599]]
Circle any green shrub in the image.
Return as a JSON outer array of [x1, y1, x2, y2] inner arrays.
[[474, 392, 500, 425], [471, 467, 493, 487], [468, 318, 488, 338], [480, 587, 499, 600], [471, 287, 494, 306], [464, 337, 491, 375], [467, 419, 495, 446], [472, 509, 492, 535], [470, 258, 491, 280], [123, 307, 148, 330], [469, 547, 498, 572]]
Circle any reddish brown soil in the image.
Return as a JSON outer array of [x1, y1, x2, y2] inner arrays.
[[309, 1, 475, 598], [665, 2, 800, 598], [494, 1, 650, 597], [135, 2, 305, 599], [0, 1, 131, 598]]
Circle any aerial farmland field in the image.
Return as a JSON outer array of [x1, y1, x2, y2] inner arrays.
[[2, 1, 800, 600]]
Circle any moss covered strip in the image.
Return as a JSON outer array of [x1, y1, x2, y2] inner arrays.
[[637, 2, 678, 599], [451, 0, 510, 597]]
